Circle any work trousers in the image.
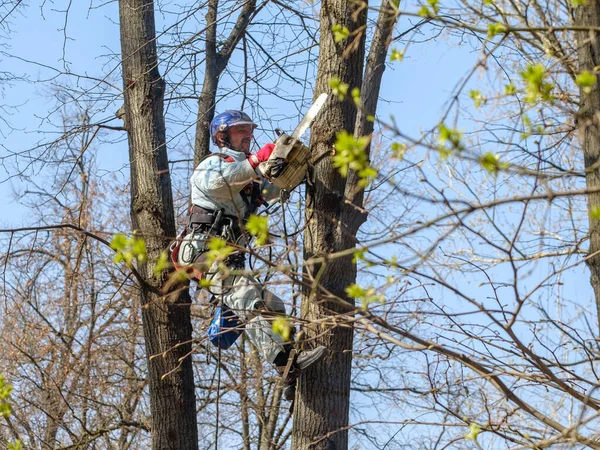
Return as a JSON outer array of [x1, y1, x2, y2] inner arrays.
[[206, 267, 287, 363]]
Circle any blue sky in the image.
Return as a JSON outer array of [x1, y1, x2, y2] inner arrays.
[[0, 0, 478, 226]]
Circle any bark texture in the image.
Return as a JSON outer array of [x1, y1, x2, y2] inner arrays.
[[292, 1, 367, 448], [576, 1, 600, 334], [351, 0, 398, 202], [118, 1, 198, 448], [193, 0, 257, 165]]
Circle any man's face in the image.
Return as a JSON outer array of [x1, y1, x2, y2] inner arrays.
[[225, 124, 254, 154]]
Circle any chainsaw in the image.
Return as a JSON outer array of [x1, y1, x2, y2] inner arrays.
[[258, 93, 328, 191]]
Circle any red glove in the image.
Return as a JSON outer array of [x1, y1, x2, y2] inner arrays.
[[249, 143, 275, 169]]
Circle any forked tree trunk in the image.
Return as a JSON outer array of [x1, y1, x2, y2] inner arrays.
[[118, 1, 198, 448], [292, 1, 400, 447], [193, 0, 257, 164], [292, 0, 367, 448], [576, 2, 600, 334]]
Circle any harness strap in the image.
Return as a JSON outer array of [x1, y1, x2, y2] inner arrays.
[[189, 209, 218, 226], [189, 205, 239, 229]]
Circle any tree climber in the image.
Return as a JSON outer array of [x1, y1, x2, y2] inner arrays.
[[178, 110, 326, 401]]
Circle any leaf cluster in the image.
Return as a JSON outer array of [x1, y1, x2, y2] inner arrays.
[[333, 131, 378, 187], [110, 234, 148, 267], [245, 214, 269, 246]]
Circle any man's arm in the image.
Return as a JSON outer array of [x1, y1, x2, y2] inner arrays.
[[193, 157, 257, 197]]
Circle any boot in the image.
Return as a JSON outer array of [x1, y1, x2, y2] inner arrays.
[[283, 375, 297, 401], [295, 346, 327, 372], [277, 346, 327, 401]]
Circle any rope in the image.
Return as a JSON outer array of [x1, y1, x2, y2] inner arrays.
[[215, 329, 222, 450]]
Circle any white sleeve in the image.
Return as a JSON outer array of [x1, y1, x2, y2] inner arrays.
[[192, 157, 257, 199]]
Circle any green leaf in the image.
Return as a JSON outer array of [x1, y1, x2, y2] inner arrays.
[[418, 4, 433, 16], [245, 214, 269, 246], [351, 87, 361, 106], [487, 22, 507, 38], [390, 48, 405, 62], [465, 423, 482, 441], [468, 90, 485, 108], [332, 24, 350, 43], [131, 237, 147, 263], [357, 166, 378, 188], [590, 205, 600, 219], [479, 152, 508, 175], [570, 0, 588, 6], [0, 376, 20, 450], [520, 63, 555, 103], [353, 249, 366, 264], [345, 283, 384, 310], [332, 131, 377, 186], [576, 71, 597, 94], [110, 234, 128, 251], [428, 0, 440, 12], [504, 83, 517, 95], [385, 255, 399, 267], [0, 376, 13, 400], [345, 283, 367, 299], [0, 376, 13, 419], [205, 237, 234, 265], [8, 441, 22, 450], [153, 251, 170, 276], [111, 234, 147, 267], [272, 317, 293, 341], [329, 76, 350, 101], [199, 278, 214, 288], [438, 123, 464, 158], [391, 142, 407, 159], [207, 237, 228, 251]]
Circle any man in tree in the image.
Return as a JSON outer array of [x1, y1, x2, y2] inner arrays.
[[180, 110, 327, 401]]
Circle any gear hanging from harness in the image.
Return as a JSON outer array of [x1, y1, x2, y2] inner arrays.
[[168, 152, 267, 280]]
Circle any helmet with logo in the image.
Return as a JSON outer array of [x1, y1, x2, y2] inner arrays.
[[210, 110, 257, 145]]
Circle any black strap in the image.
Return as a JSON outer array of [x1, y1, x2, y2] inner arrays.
[[189, 205, 241, 237], [240, 181, 267, 218], [189, 210, 217, 226]]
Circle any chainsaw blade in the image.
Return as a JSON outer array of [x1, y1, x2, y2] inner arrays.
[[291, 93, 328, 141]]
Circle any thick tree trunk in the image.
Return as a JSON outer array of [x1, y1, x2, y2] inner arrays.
[[576, 2, 600, 334], [118, 1, 198, 448], [292, 1, 367, 449]]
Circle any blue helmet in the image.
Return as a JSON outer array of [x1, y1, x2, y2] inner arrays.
[[210, 110, 257, 145]]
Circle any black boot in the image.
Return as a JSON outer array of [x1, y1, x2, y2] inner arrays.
[[293, 346, 327, 373], [275, 346, 327, 401], [283, 375, 297, 401]]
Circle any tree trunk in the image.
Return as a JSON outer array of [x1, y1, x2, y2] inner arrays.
[[345, 0, 399, 221], [193, 0, 257, 165], [575, 1, 600, 335], [193, 0, 220, 165], [118, 1, 198, 448], [292, 1, 367, 448]]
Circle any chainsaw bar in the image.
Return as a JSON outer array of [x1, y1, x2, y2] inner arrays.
[[259, 93, 328, 191], [291, 93, 328, 141]]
